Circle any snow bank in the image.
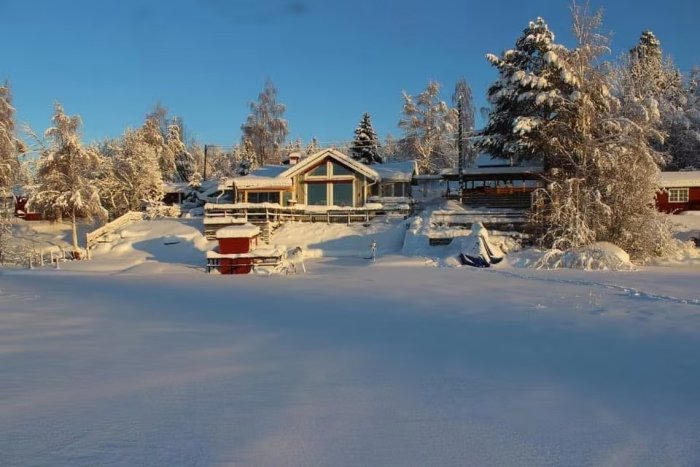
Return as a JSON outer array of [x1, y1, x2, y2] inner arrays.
[[515, 242, 635, 271], [270, 218, 407, 258]]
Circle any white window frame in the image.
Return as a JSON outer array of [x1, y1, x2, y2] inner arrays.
[[668, 187, 689, 203]]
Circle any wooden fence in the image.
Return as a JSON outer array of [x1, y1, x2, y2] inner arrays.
[[85, 211, 144, 258]]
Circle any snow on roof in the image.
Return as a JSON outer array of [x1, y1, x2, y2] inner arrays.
[[249, 165, 289, 178], [374, 161, 418, 182], [659, 171, 700, 188], [233, 175, 293, 190], [162, 182, 189, 193], [441, 165, 544, 177], [216, 223, 261, 239], [279, 148, 380, 181]]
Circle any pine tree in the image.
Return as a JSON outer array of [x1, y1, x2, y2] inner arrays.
[[237, 138, 258, 175], [33, 104, 107, 250], [350, 113, 382, 164], [167, 122, 195, 182], [305, 137, 319, 155], [398, 81, 457, 173], [475, 17, 571, 166], [241, 79, 288, 166], [617, 31, 685, 168], [453, 79, 477, 169]]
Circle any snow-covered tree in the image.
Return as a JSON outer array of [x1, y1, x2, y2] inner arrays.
[[613, 31, 686, 168], [350, 113, 382, 164], [236, 138, 258, 175], [475, 17, 572, 166], [398, 81, 457, 173], [166, 121, 196, 182], [305, 137, 319, 155], [32, 104, 107, 250], [453, 79, 477, 168], [241, 79, 288, 166], [141, 115, 177, 182], [104, 127, 164, 216], [0, 83, 23, 193], [663, 66, 700, 170], [381, 134, 399, 162], [528, 4, 675, 261]]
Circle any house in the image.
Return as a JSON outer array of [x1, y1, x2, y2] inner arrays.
[[657, 171, 700, 213], [441, 165, 544, 209], [232, 148, 401, 208], [370, 160, 418, 202]]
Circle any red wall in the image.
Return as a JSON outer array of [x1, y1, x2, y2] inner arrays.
[[219, 258, 253, 274], [656, 187, 700, 214], [218, 236, 257, 254]]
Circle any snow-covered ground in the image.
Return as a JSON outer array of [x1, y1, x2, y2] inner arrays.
[[2, 213, 700, 466]]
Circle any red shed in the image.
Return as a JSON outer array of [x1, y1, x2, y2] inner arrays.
[[206, 224, 261, 274], [657, 171, 700, 214]]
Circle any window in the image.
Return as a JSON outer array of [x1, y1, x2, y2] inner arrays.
[[331, 162, 353, 176], [333, 182, 353, 206], [247, 192, 280, 204], [309, 163, 327, 176], [307, 184, 327, 205], [668, 188, 689, 203]]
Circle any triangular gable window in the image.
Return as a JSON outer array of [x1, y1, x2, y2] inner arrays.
[[309, 163, 327, 176], [331, 162, 353, 176]]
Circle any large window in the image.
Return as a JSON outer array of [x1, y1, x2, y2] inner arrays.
[[307, 184, 327, 205], [669, 188, 689, 203], [333, 182, 353, 207], [247, 192, 280, 204]]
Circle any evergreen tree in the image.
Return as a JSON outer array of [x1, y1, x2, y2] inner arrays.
[[237, 138, 258, 175], [398, 81, 457, 173], [617, 31, 685, 167], [350, 113, 383, 164], [475, 17, 571, 166], [167, 121, 195, 182], [33, 104, 107, 250], [241, 79, 288, 166], [452, 79, 477, 168], [305, 137, 319, 155]]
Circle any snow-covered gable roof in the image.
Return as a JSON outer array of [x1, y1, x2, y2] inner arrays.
[[374, 161, 418, 182], [659, 171, 700, 188], [250, 165, 289, 178], [216, 223, 261, 239], [233, 165, 293, 190], [279, 148, 380, 181]]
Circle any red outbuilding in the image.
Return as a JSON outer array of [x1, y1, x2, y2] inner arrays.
[[656, 171, 700, 214], [206, 223, 284, 274]]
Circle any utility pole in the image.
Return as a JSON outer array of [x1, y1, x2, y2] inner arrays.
[[203, 144, 208, 181], [457, 98, 465, 204]]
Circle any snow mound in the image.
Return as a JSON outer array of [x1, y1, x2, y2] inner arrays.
[[527, 242, 634, 271]]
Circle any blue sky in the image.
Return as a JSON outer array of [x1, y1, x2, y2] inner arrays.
[[1, 0, 698, 147]]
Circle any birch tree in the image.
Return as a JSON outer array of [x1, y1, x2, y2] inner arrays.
[[398, 81, 457, 173], [33, 104, 107, 250], [241, 79, 288, 166]]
